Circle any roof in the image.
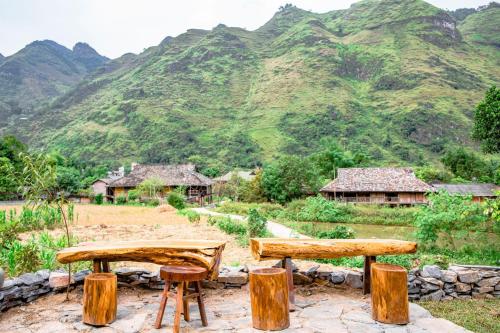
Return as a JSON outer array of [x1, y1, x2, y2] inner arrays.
[[214, 170, 256, 182], [92, 178, 113, 185], [320, 167, 431, 193], [432, 183, 500, 197], [108, 164, 214, 188]]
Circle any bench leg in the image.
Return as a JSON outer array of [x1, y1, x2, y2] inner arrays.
[[282, 257, 295, 311], [93, 259, 102, 273], [363, 256, 376, 295], [102, 260, 110, 273]]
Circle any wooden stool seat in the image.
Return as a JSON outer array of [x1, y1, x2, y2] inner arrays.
[[160, 265, 208, 282], [155, 266, 208, 333], [371, 263, 409, 324], [83, 273, 117, 326]]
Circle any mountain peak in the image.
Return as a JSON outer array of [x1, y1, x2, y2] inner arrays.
[[0, 53, 4, 62], [72, 42, 108, 71]]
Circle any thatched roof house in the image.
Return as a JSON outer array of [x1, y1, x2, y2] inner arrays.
[[320, 167, 431, 205], [108, 164, 213, 199], [432, 183, 499, 202]]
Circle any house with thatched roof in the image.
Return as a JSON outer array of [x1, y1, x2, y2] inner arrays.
[[107, 164, 214, 201], [432, 183, 499, 202], [320, 167, 432, 205]]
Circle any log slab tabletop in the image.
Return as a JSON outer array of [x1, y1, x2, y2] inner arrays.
[[250, 238, 417, 298], [56, 240, 226, 280]]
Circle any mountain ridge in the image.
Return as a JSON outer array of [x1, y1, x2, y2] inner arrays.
[[0, 0, 498, 170]]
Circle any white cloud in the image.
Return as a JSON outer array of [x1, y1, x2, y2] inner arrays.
[[0, 0, 492, 58]]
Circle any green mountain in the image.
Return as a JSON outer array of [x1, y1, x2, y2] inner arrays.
[[0, 40, 107, 123], [1, 0, 499, 169]]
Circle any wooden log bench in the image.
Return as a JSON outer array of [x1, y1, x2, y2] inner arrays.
[[56, 239, 226, 280], [250, 238, 417, 307]]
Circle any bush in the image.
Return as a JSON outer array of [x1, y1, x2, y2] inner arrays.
[[286, 195, 351, 222], [216, 217, 247, 235], [168, 192, 186, 209], [115, 195, 127, 205], [247, 208, 267, 238], [316, 225, 355, 239], [94, 193, 103, 205], [144, 198, 160, 207], [127, 189, 140, 202], [186, 210, 201, 224]]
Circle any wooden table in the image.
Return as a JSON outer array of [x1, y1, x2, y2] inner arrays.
[[56, 240, 226, 280], [250, 238, 417, 303]]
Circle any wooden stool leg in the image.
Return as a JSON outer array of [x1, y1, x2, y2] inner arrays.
[[195, 281, 208, 327], [282, 257, 295, 311], [154, 281, 171, 329], [183, 282, 190, 322], [363, 256, 376, 295], [173, 282, 184, 333]]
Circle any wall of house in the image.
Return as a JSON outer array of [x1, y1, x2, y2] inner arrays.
[[92, 181, 107, 196]]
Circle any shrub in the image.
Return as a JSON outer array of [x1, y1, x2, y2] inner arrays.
[[94, 193, 104, 205], [127, 189, 140, 202], [247, 208, 267, 238], [316, 225, 355, 239], [186, 211, 201, 224], [144, 198, 160, 207], [216, 217, 247, 235], [296, 195, 351, 222], [207, 215, 217, 226], [168, 192, 186, 209], [115, 195, 127, 205]]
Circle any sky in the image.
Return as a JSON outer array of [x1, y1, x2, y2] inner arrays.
[[0, 0, 492, 59]]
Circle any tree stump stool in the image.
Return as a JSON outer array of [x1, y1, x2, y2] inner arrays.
[[83, 273, 117, 326], [371, 263, 409, 324], [155, 266, 208, 333], [249, 268, 290, 331]]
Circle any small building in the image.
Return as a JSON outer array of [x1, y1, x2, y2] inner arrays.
[[431, 183, 499, 202], [213, 170, 256, 183], [107, 164, 214, 202], [320, 167, 431, 205], [91, 178, 114, 200]]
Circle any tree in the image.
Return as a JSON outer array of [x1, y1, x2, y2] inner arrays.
[[0, 157, 18, 199], [472, 86, 500, 153], [441, 147, 498, 183], [261, 156, 321, 204], [240, 169, 266, 203], [137, 177, 164, 198]]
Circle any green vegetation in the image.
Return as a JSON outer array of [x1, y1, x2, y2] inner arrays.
[[472, 86, 500, 153], [418, 299, 500, 333], [247, 208, 267, 238], [167, 192, 186, 210], [0, 1, 497, 172], [137, 177, 164, 198], [94, 193, 103, 205]]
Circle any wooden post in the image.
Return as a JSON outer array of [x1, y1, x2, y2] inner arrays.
[[83, 273, 117, 326], [363, 256, 376, 295], [371, 263, 409, 324], [92, 259, 102, 273], [249, 268, 289, 331], [102, 260, 110, 273], [281, 257, 295, 311]]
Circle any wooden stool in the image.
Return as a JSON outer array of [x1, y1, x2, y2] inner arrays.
[[155, 266, 208, 333], [249, 268, 290, 331], [371, 263, 409, 324], [83, 273, 117, 326]]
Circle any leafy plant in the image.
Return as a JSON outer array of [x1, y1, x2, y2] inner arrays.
[[186, 210, 201, 224], [247, 208, 267, 238], [168, 192, 186, 209], [94, 193, 103, 205], [317, 225, 355, 239], [127, 189, 140, 202], [137, 177, 164, 198], [472, 86, 500, 153]]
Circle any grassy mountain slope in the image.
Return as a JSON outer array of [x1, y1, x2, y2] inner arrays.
[[0, 40, 107, 127], [2, 0, 499, 169]]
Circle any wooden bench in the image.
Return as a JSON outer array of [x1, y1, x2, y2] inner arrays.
[[250, 238, 417, 304], [56, 240, 226, 280]]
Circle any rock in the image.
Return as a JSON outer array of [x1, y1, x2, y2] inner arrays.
[[18, 272, 45, 286], [49, 272, 75, 290], [415, 317, 471, 333], [472, 292, 494, 299], [476, 276, 500, 287], [409, 294, 420, 301], [479, 270, 498, 278], [344, 271, 363, 289], [217, 271, 248, 285], [421, 282, 441, 291], [420, 290, 445, 301], [455, 282, 471, 293], [495, 283, 500, 291], [330, 271, 345, 284], [418, 277, 444, 288], [114, 267, 150, 276], [422, 265, 442, 279], [0, 268, 4, 288], [0, 278, 22, 291], [109, 312, 148, 333], [73, 270, 91, 284], [3, 286, 22, 300], [457, 270, 480, 284], [441, 270, 458, 283], [305, 265, 320, 277], [457, 295, 472, 300], [317, 271, 332, 280], [293, 272, 313, 285], [273, 260, 298, 272], [473, 286, 494, 294], [201, 280, 224, 289]]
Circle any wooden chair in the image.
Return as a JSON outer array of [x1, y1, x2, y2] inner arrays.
[[155, 266, 208, 333]]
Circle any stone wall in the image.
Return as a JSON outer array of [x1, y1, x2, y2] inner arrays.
[[1, 263, 498, 312]]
